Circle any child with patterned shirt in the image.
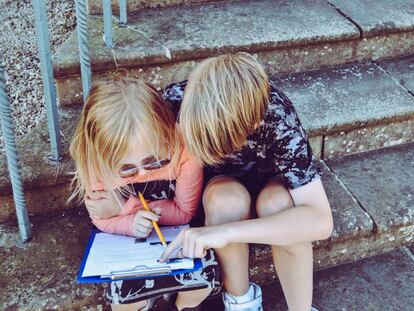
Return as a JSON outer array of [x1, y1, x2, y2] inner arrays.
[[160, 53, 334, 311]]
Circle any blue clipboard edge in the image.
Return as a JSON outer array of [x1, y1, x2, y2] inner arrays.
[[76, 227, 203, 284]]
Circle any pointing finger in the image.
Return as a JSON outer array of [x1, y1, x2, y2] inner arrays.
[[159, 229, 186, 262]]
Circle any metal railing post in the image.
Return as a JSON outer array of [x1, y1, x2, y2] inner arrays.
[[102, 0, 113, 48], [0, 65, 32, 243], [32, 0, 62, 161], [119, 0, 127, 26], [102, 0, 114, 48], [75, 0, 92, 101]]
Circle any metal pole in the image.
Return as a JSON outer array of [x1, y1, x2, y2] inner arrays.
[[32, 0, 62, 161], [119, 0, 127, 26], [102, 0, 114, 48], [75, 0, 92, 101], [0, 65, 32, 243]]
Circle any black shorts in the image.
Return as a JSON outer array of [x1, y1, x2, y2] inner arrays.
[[103, 249, 221, 305], [188, 170, 281, 225], [205, 168, 281, 201]]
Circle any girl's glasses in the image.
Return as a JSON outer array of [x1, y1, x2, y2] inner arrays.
[[119, 158, 171, 178]]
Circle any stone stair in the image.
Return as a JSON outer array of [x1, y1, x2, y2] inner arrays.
[[2, 53, 413, 222], [87, 0, 227, 13], [1, 142, 413, 309], [1, 0, 414, 309], [53, 0, 414, 105]]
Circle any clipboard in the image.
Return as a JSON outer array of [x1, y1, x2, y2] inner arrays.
[[77, 228, 203, 283]]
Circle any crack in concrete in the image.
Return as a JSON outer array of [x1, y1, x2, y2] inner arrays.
[[320, 159, 379, 234], [320, 135, 326, 160], [325, 0, 364, 39], [401, 246, 414, 262], [373, 62, 414, 98]]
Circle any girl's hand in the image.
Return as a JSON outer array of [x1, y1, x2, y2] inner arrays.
[[159, 226, 229, 262], [85, 191, 125, 219], [132, 209, 161, 238]]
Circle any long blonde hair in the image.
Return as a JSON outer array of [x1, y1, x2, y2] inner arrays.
[[179, 52, 270, 165], [69, 74, 181, 203]]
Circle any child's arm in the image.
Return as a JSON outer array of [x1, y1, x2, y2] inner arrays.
[[160, 178, 333, 260], [84, 190, 124, 219], [146, 150, 203, 225], [89, 202, 160, 238], [85, 190, 160, 237]]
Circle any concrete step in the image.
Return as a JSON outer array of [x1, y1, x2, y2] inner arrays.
[[261, 246, 414, 310], [53, 0, 414, 105], [87, 0, 226, 14], [1, 142, 413, 310], [273, 55, 414, 159], [1, 55, 413, 222], [0, 106, 79, 223]]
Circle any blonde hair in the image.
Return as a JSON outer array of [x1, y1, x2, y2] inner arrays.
[[69, 74, 181, 203], [179, 52, 270, 165]]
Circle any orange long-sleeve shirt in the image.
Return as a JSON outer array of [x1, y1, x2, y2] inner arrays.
[[89, 146, 203, 237]]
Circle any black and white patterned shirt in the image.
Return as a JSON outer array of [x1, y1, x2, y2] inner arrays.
[[163, 80, 321, 190]]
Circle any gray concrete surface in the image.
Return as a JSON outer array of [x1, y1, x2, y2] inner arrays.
[[272, 61, 414, 137], [326, 142, 414, 234], [0, 106, 80, 222], [54, 0, 358, 76], [0, 207, 103, 310], [261, 246, 414, 311], [329, 0, 414, 36], [54, 0, 414, 106], [3, 55, 414, 222], [323, 120, 414, 159], [87, 0, 224, 14], [377, 54, 414, 94]]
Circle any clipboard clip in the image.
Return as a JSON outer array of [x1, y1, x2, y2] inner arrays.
[[103, 265, 172, 280]]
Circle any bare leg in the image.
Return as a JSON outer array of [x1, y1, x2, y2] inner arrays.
[[111, 301, 147, 310], [203, 176, 252, 296], [256, 179, 313, 311], [175, 288, 212, 310], [111, 288, 212, 311]]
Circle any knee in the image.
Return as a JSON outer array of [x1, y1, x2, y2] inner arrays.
[[203, 178, 251, 226], [256, 183, 294, 218]]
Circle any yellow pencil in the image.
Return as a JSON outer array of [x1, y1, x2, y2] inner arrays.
[[138, 191, 167, 247]]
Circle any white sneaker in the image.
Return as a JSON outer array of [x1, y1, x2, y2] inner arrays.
[[223, 282, 263, 311]]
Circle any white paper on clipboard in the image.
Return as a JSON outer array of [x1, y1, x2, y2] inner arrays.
[[146, 224, 189, 244], [81, 225, 192, 278]]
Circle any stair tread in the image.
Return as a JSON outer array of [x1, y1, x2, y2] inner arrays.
[[1, 142, 413, 309], [272, 57, 414, 136], [325, 142, 414, 232], [2, 56, 414, 194], [53, 0, 359, 76], [329, 0, 414, 37]]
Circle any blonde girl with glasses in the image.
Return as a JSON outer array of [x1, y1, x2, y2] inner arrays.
[[69, 75, 220, 311], [160, 53, 334, 311]]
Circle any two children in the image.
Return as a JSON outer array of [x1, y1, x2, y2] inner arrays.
[[71, 53, 333, 311]]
